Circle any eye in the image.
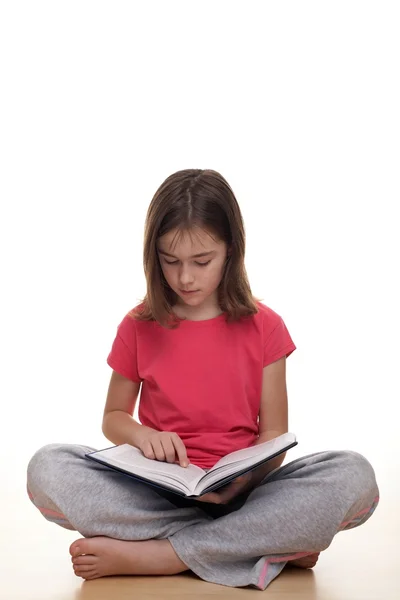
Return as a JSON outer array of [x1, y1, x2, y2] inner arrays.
[[163, 260, 211, 267], [196, 260, 211, 267]]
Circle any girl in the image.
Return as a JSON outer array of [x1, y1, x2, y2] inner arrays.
[[27, 169, 380, 591]]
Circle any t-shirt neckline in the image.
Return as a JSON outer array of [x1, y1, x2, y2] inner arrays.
[[174, 312, 227, 325]]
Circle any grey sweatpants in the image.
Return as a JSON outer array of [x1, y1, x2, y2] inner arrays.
[[26, 443, 379, 590]]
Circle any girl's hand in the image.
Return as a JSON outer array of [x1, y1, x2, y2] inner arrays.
[[138, 431, 189, 468], [195, 472, 255, 504]]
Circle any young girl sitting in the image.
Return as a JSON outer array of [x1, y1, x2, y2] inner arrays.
[[27, 169, 380, 591]]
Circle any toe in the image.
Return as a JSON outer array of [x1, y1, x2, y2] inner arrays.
[[74, 564, 97, 573], [69, 538, 86, 557], [70, 537, 99, 558], [72, 555, 97, 565], [74, 567, 98, 579], [84, 571, 99, 580]]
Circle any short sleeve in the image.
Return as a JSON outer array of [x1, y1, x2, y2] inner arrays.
[[107, 313, 142, 382], [263, 315, 296, 367]]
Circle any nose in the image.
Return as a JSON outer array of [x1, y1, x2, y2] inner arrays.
[[179, 264, 195, 286]]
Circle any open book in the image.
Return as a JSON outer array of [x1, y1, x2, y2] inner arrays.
[[85, 432, 297, 498]]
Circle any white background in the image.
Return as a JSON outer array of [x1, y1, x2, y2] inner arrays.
[[1, 1, 399, 496]]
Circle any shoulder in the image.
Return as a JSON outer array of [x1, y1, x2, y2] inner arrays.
[[253, 300, 284, 331], [127, 302, 146, 320], [253, 301, 296, 363], [112, 303, 147, 340]]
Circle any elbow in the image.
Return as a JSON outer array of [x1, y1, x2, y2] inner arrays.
[[102, 412, 111, 437]]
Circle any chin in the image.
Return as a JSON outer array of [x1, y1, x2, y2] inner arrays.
[[181, 295, 201, 303]]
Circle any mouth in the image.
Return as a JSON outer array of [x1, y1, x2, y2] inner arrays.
[[180, 289, 199, 295]]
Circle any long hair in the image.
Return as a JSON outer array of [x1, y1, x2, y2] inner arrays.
[[133, 169, 260, 328]]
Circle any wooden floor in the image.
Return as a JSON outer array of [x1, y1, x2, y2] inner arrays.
[[4, 470, 399, 599]]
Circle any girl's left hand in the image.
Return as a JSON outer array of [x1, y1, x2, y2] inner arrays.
[[195, 472, 254, 504]]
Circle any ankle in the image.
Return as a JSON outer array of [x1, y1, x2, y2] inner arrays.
[[157, 540, 188, 574]]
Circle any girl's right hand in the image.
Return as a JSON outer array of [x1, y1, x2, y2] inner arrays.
[[138, 431, 189, 468]]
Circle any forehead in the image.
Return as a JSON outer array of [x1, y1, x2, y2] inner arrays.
[[157, 227, 223, 254]]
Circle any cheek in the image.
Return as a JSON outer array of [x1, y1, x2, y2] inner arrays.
[[163, 267, 174, 282], [159, 265, 172, 282], [207, 264, 225, 283]]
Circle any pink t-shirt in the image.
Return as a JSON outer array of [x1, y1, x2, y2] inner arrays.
[[107, 301, 296, 469]]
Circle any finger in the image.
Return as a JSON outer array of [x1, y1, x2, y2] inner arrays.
[[151, 439, 166, 462], [196, 493, 222, 504], [141, 441, 155, 460], [172, 435, 189, 467], [215, 489, 235, 503], [160, 438, 176, 463]]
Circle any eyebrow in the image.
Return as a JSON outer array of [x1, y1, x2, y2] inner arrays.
[[158, 249, 215, 259]]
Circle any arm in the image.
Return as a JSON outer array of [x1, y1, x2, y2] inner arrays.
[[102, 370, 157, 448], [250, 356, 289, 482], [102, 371, 189, 466]]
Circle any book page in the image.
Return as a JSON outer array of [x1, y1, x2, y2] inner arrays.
[[194, 433, 296, 495], [208, 433, 295, 472], [93, 444, 205, 492]]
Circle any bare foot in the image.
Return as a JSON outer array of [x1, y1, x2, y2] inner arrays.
[[69, 536, 188, 580], [286, 552, 320, 569]]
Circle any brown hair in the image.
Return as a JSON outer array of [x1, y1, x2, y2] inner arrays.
[[132, 168, 260, 328]]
